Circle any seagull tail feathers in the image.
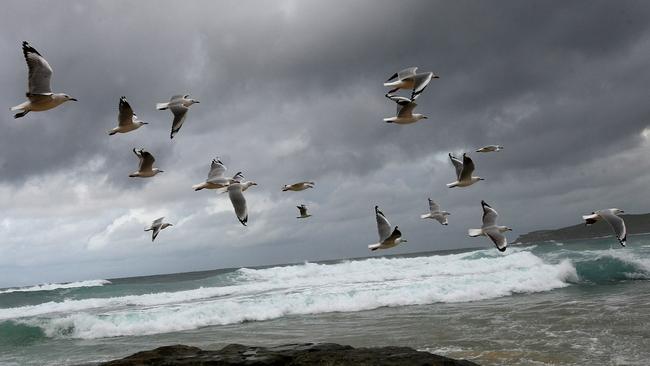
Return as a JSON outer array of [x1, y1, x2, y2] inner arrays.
[[368, 243, 381, 251], [468, 228, 483, 237], [192, 183, 205, 191], [446, 182, 459, 188], [156, 102, 169, 110], [420, 214, 432, 219]]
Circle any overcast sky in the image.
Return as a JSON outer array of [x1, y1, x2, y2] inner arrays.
[[1, 0, 650, 287]]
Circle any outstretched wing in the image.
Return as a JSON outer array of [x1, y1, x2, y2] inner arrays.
[[22, 41, 53, 96], [449, 153, 463, 180], [397, 67, 418, 80], [459, 154, 476, 182], [599, 210, 627, 246], [297, 205, 307, 216], [375, 206, 391, 242], [481, 200, 499, 228], [137, 149, 155, 172], [484, 228, 507, 252], [118, 96, 135, 126], [428, 198, 440, 213], [207, 158, 227, 181], [169, 104, 189, 139], [397, 101, 417, 118], [411, 72, 434, 99], [228, 183, 248, 226]]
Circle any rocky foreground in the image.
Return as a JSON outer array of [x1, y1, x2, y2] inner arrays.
[[98, 343, 480, 366]]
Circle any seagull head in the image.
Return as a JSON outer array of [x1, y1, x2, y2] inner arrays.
[[613, 208, 625, 214]]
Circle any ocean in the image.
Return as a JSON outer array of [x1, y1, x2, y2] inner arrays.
[[1, 236, 649, 366]]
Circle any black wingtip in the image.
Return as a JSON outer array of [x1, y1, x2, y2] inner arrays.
[[496, 246, 507, 252], [22, 41, 41, 57], [239, 216, 248, 226]]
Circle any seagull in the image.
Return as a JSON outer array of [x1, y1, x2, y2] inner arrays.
[[296, 204, 312, 219], [420, 198, 450, 225], [129, 148, 163, 178], [144, 217, 173, 242], [582, 208, 627, 247], [368, 206, 406, 251], [446, 153, 484, 188], [282, 181, 315, 192], [476, 145, 504, 153], [192, 158, 243, 191], [383, 94, 427, 125], [384, 67, 439, 99], [217, 180, 257, 194], [11, 41, 77, 119], [156, 94, 199, 139], [227, 181, 248, 226], [468, 201, 512, 252], [108, 96, 147, 135]]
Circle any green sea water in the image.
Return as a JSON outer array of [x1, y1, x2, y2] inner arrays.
[[1, 236, 649, 365]]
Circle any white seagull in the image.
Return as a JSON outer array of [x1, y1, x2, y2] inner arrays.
[[282, 181, 315, 192], [192, 158, 243, 191], [468, 201, 512, 252], [383, 94, 427, 125], [156, 94, 199, 139], [476, 145, 504, 153], [447, 153, 484, 188], [129, 148, 163, 178], [420, 198, 450, 225], [368, 206, 406, 251], [296, 204, 312, 219], [227, 181, 248, 226], [144, 217, 173, 242], [11, 41, 77, 119], [384, 66, 439, 99], [108, 96, 147, 135], [582, 208, 627, 247]]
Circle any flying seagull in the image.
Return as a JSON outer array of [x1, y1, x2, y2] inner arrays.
[[420, 198, 450, 225], [192, 158, 243, 191], [384, 66, 439, 99], [296, 204, 312, 219], [447, 153, 484, 188], [227, 181, 248, 226], [368, 206, 406, 251], [582, 208, 627, 247], [282, 181, 315, 192], [129, 148, 163, 178], [383, 94, 427, 125], [108, 96, 147, 135], [156, 94, 199, 139], [144, 217, 173, 242], [468, 201, 512, 252], [11, 41, 77, 118], [476, 145, 504, 153]]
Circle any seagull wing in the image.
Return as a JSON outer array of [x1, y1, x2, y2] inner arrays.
[[169, 104, 189, 139], [118, 96, 135, 127], [397, 67, 418, 80], [459, 154, 476, 182], [297, 205, 307, 216], [481, 201, 499, 228], [428, 198, 440, 213], [599, 210, 627, 246], [139, 150, 155, 172], [206, 158, 227, 181], [449, 153, 464, 180], [228, 183, 248, 226], [484, 228, 507, 252], [397, 101, 417, 118], [375, 206, 392, 242], [22, 41, 53, 96], [411, 72, 434, 98]]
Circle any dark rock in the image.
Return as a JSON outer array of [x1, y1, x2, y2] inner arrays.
[[98, 342, 480, 366]]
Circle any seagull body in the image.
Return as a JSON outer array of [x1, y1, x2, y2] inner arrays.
[[129, 148, 163, 178], [192, 158, 243, 191], [447, 153, 484, 188], [144, 217, 173, 242], [384, 67, 439, 99], [476, 145, 504, 153], [468, 201, 511, 252], [156, 94, 199, 139], [383, 94, 427, 124], [296, 204, 312, 219], [582, 208, 627, 246], [420, 198, 450, 225], [368, 206, 406, 251], [11, 41, 77, 118], [109, 96, 147, 135], [217, 180, 257, 194], [282, 181, 315, 192], [227, 181, 248, 226]]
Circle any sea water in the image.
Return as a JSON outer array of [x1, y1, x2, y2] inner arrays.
[[1, 236, 649, 365]]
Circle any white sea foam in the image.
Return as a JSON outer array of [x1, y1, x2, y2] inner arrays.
[[0, 279, 111, 294], [3, 250, 580, 339]]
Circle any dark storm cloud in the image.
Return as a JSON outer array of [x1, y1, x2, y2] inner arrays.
[[1, 0, 650, 287]]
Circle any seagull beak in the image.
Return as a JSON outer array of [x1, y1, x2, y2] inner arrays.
[[433, 75, 440, 79], [69, 98, 78, 101]]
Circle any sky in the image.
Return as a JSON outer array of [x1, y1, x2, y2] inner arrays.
[[1, 0, 650, 287]]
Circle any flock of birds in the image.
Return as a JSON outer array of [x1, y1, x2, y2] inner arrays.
[[9, 41, 629, 250]]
